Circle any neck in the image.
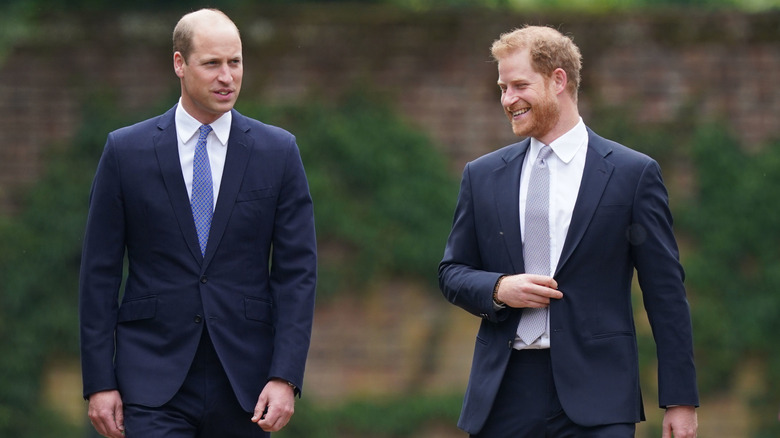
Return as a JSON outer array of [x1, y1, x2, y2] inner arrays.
[[537, 103, 580, 145]]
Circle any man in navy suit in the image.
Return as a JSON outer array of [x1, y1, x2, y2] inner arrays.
[[439, 26, 698, 437], [79, 9, 317, 438]]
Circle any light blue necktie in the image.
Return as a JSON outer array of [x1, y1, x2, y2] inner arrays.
[[517, 145, 553, 344], [191, 124, 213, 257]]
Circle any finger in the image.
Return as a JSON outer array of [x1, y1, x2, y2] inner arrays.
[[94, 414, 111, 436], [251, 403, 268, 423], [522, 298, 550, 309], [256, 412, 276, 432], [533, 284, 562, 299], [95, 417, 120, 438], [525, 274, 558, 289], [89, 421, 104, 437], [258, 405, 293, 432], [103, 419, 124, 438], [114, 403, 125, 433], [260, 405, 283, 429], [270, 415, 290, 432], [523, 287, 556, 303], [264, 414, 290, 433]]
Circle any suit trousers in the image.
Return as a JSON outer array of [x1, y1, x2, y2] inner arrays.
[[471, 349, 636, 438], [123, 327, 268, 438]]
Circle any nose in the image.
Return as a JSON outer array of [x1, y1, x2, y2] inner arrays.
[[217, 64, 232, 83], [501, 89, 518, 108]]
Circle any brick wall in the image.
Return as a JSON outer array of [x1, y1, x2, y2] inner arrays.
[[2, 7, 778, 212]]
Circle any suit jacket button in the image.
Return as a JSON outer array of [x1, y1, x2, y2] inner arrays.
[[200, 276, 208, 284], [194, 315, 203, 323]]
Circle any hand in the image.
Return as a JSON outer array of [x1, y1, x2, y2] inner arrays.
[[662, 405, 697, 438], [87, 390, 125, 438], [251, 379, 295, 432], [495, 274, 561, 308]]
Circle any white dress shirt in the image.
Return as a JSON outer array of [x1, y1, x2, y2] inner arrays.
[[175, 100, 232, 208], [514, 117, 588, 349]]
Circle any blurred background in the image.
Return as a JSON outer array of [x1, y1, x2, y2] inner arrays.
[[0, 0, 779, 437]]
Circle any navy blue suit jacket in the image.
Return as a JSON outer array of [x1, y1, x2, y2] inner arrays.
[[439, 128, 698, 433], [79, 105, 317, 412]]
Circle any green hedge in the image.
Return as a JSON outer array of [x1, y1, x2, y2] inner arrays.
[[0, 94, 125, 437], [277, 393, 462, 438], [238, 89, 458, 298], [592, 106, 780, 437]]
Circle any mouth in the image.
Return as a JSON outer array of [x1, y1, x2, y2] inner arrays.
[[215, 90, 234, 97], [510, 107, 530, 118]]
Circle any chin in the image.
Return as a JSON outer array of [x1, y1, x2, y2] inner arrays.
[[510, 123, 529, 138]]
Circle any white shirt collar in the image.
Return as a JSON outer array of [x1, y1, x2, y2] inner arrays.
[[530, 117, 587, 164], [175, 99, 232, 147]]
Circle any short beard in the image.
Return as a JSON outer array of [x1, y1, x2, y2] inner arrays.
[[511, 90, 560, 141]]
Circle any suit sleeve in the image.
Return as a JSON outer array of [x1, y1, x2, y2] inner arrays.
[[439, 163, 506, 323], [79, 135, 126, 399], [630, 159, 699, 408], [267, 136, 317, 394]]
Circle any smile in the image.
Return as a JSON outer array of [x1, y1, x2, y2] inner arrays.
[[511, 108, 530, 117]]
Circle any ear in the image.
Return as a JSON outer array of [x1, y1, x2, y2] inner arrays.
[[551, 68, 568, 96], [173, 52, 185, 78]]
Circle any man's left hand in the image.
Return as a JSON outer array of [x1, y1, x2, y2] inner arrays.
[[662, 405, 697, 438], [251, 378, 295, 432]]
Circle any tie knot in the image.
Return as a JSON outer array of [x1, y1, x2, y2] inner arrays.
[[534, 146, 554, 169], [537, 145, 553, 162], [199, 124, 213, 140]]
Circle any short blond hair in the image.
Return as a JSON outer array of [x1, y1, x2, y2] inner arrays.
[[491, 25, 582, 100]]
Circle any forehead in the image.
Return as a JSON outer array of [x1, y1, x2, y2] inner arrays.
[[497, 49, 540, 83], [190, 22, 242, 56]]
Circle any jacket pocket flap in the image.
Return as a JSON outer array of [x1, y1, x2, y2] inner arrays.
[[245, 297, 273, 323], [117, 296, 157, 322]]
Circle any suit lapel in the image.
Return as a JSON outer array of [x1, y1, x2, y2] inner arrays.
[[494, 140, 530, 273], [154, 106, 204, 262], [203, 110, 252, 267], [555, 129, 614, 274]]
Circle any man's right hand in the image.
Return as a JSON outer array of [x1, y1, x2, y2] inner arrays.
[[496, 273, 562, 308], [88, 390, 125, 438]]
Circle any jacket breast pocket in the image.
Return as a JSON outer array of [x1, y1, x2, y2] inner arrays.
[[236, 187, 276, 203], [117, 296, 157, 323], [594, 203, 630, 216]]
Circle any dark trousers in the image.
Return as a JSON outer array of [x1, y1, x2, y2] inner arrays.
[[471, 349, 636, 438], [124, 328, 268, 438]]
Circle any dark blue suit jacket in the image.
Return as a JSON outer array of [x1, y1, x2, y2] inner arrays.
[[439, 128, 698, 433], [79, 105, 317, 412]]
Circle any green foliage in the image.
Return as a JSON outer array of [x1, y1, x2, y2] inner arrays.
[[276, 393, 462, 437], [677, 125, 780, 435], [238, 90, 457, 298], [591, 106, 780, 436], [0, 94, 128, 437], [1, 0, 775, 19]]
